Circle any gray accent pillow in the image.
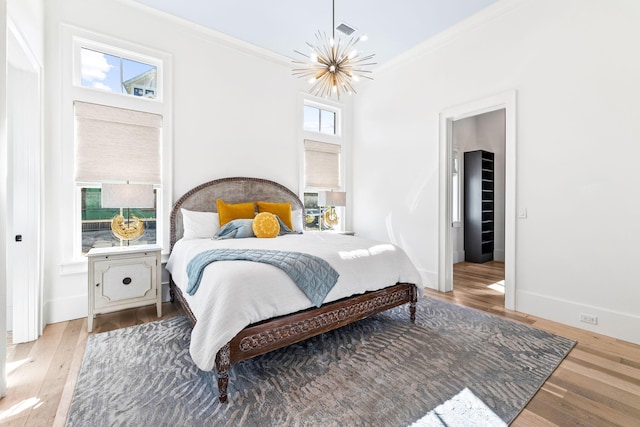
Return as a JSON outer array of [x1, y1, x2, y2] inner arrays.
[[213, 219, 255, 240]]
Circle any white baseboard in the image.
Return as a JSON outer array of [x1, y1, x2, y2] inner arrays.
[[44, 294, 87, 325], [420, 269, 438, 290], [517, 290, 640, 345], [452, 250, 465, 264], [44, 282, 173, 324], [493, 249, 505, 262], [6, 304, 12, 332]]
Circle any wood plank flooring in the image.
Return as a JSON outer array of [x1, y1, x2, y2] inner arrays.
[[0, 303, 184, 426], [424, 261, 640, 426], [1, 264, 638, 426]]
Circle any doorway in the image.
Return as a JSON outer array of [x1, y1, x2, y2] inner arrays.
[[453, 111, 506, 305], [438, 91, 516, 310]]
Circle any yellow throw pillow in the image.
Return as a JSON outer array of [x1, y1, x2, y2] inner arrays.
[[252, 212, 280, 238], [216, 199, 255, 226], [256, 201, 293, 230]]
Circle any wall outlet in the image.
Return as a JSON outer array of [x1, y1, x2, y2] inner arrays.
[[580, 313, 598, 325]]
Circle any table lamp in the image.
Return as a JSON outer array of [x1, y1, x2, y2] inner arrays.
[[101, 183, 154, 242]]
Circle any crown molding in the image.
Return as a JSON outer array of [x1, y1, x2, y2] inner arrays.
[[112, 0, 292, 67]]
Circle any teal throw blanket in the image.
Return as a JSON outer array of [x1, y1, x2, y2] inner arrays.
[[186, 249, 339, 307]]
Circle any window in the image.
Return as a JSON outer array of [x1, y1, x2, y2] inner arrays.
[[64, 27, 172, 261], [303, 105, 336, 135], [80, 48, 158, 99], [303, 140, 342, 230], [74, 101, 163, 254], [452, 149, 461, 225], [301, 100, 344, 230], [80, 188, 157, 254], [74, 101, 162, 254]]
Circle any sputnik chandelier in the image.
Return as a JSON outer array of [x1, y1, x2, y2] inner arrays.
[[293, 0, 376, 99]]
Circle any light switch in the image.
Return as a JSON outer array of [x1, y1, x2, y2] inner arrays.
[[518, 208, 527, 219]]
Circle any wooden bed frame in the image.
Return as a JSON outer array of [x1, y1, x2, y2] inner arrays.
[[168, 177, 418, 403]]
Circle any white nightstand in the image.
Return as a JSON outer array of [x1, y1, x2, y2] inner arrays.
[[87, 244, 162, 332]]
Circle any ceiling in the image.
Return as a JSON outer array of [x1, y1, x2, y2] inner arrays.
[[131, 0, 499, 65]]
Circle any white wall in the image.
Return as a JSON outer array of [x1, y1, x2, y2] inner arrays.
[[42, 0, 341, 323], [452, 110, 506, 263], [352, 0, 640, 344]]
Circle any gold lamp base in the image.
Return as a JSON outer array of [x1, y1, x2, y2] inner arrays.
[[111, 215, 145, 240], [323, 207, 339, 228]]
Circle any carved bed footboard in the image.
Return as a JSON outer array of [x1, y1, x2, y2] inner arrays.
[[171, 280, 418, 403]]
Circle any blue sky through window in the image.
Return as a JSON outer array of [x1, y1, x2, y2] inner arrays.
[[304, 105, 335, 135], [80, 48, 156, 96]]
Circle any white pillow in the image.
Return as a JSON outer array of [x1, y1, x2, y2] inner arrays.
[[181, 208, 220, 239], [292, 209, 304, 232]]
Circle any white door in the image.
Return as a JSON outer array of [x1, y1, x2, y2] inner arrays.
[[6, 25, 42, 344]]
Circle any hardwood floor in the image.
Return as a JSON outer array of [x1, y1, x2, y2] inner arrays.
[[0, 303, 185, 426], [424, 261, 640, 426], [1, 265, 638, 426]]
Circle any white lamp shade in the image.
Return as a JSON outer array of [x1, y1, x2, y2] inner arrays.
[[101, 183, 155, 208], [317, 191, 346, 207]]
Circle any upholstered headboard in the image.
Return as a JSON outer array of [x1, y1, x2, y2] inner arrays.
[[169, 177, 305, 250]]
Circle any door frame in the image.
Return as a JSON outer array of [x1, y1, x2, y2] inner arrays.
[[438, 91, 517, 310], [1, 0, 8, 398]]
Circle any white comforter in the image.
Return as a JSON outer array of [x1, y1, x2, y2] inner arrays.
[[166, 232, 423, 371]]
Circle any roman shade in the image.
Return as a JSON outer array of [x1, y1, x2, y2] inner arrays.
[[304, 139, 341, 189], [74, 101, 162, 183]]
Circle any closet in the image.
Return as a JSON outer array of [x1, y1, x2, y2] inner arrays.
[[464, 150, 494, 263]]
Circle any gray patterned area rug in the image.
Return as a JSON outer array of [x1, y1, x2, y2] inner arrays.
[[67, 297, 575, 427]]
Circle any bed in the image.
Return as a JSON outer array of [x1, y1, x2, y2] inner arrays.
[[166, 177, 422, 403]]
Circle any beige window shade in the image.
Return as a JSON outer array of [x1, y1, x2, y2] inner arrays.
[[74, 101, 162, 183], [304, 139, 341, 189]]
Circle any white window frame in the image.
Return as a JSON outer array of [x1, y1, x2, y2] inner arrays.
[[303, 104, 337, 135], [299, 96, 346, 230], [73, 37, 163, 102], [300, 98, 344, 190], [60, 25, 173, 270]]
